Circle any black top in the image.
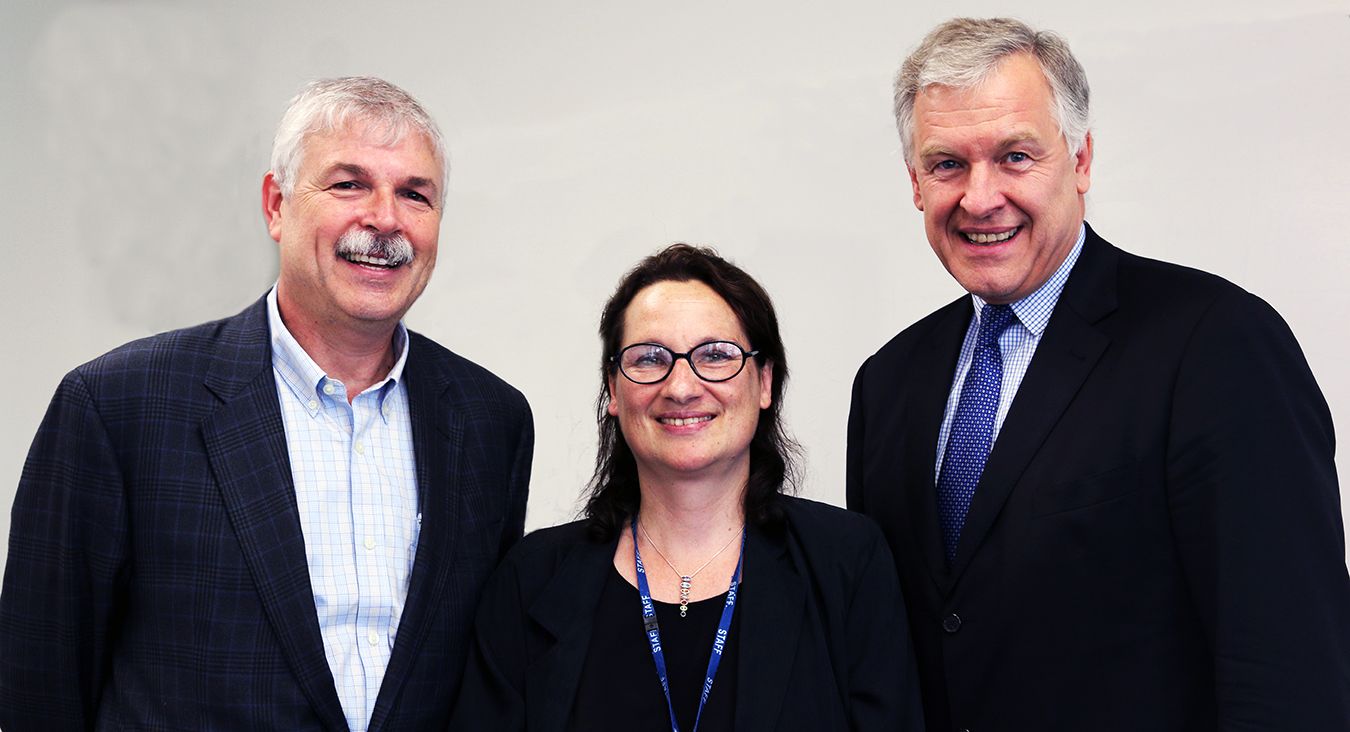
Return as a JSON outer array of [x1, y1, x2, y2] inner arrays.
[[568, 567, 740, 732], [448, 499, 925, 732]]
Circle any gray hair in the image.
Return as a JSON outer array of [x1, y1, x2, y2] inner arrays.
[[894, 18, 1090, 165], [269, 76, 447, 201]]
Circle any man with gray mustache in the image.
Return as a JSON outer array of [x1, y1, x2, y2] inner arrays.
[[0, 77, 534, 731]]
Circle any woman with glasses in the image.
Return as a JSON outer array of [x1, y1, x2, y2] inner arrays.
[[451, 244, 923, 731]]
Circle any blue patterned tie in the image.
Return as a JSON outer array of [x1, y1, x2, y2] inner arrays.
[[937, 303, 1016, 564]]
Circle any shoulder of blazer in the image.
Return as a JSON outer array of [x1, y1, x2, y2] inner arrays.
[[403, 329, 530, 416], [779, 496, 890, 570], [497, 520, 606, 588], [1074, 224, 1264, 328], [67, 296, 271, 402], [865, 295, 971, 367]]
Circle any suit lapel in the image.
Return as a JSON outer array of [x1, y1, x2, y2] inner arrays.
[[949, 229, 1119, 582], [905, 299, 974, 594], [369, 338, 464, 732], [734, 525, 805, 732], [201, 300, 348, 731], [524, 539, 614, 732]]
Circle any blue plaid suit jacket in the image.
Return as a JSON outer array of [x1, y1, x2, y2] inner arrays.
[[0, 297, 534, 731]]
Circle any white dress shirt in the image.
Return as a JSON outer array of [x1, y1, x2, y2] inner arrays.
[[267, 287, 421, 732]]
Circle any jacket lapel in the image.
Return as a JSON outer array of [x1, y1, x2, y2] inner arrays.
[[733, 525, 806, 732], [524, 539, 615, 732], [369, 338, 464, 732], [949, 228, 1119, 582], [201, 299, 348, 731]]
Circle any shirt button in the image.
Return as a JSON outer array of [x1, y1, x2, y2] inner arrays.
[[364, 537, 377, 551], [354, 441, 365, 455], [307, 399, 318, 410], [367, 630, 380, 646], [942, 613, 963, 633], [322, 383, 335, 395]]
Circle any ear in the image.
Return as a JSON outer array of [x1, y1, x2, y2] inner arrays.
[[757, 361, 774, 410], [606, 374, 620, 417], [262, 172, 285, 244], [1074, 132, 1093, 195], [907, 164, 924, 211]]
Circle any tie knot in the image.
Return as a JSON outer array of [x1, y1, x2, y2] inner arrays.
[[976, 304, 1015, 347]]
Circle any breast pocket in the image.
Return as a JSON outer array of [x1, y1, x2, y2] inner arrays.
[[1029, 460, 1145, 518]]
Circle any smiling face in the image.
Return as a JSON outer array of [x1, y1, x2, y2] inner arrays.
[[606, 279, 773, 487], [908, 52, 1092, 304], [263, 121, 443, 339]]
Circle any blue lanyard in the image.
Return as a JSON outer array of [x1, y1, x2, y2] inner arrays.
[[632, 518, 745, 732]]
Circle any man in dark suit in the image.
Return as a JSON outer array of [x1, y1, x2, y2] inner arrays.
[[0, 77, 533, 730], [847, 18, 1350, 731]]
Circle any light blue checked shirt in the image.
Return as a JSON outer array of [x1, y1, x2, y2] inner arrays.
[[267, 287, 421, 732], [935, 223, 1086, 480]]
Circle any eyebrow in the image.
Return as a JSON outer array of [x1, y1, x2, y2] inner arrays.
[[917, 144, 956, 160], [325, 162, 371, 179], [997, 132, 1040, 149], [322, 164, 439, 195], [917, 132, 1042, 161], [404, 176, 438, 193]]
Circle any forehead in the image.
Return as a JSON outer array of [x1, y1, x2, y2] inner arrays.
[[913, 53, 1058, 150], [622, 280, 748, 344], [299, 122, 442, 178]]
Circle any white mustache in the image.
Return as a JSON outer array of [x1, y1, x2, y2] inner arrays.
[[336, 229, 414, 267]]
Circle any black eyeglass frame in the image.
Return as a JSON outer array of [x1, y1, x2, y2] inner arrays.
[[610, 340, 762, 385]]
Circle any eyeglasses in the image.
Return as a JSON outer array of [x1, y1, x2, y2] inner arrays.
[[612, 341, 760, 384]]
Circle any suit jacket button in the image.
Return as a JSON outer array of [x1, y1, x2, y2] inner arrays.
[[942, 613, 962, 633]]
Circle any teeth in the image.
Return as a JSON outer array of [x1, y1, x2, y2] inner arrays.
[[346, 254, 393, 266], [965, 228, 1019, 244], [661, 416, 713, 427]]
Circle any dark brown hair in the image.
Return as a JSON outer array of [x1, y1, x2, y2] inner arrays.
[[584, 244, 799, 540]]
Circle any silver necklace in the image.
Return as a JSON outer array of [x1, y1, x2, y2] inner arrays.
[[638, 522, 744, 618]]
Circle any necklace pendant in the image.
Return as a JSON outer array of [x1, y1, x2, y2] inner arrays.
[[679, 576, 692, 618]]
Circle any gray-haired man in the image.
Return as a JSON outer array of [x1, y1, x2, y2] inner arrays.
[[848, 18, 1349, 731], [0, 77, 533, 731]]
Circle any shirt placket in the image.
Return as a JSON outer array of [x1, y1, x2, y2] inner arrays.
[[351, 388, 391, 727]]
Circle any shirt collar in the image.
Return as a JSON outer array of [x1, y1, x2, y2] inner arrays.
[[969, 222, 1086, 337], [266, 286, 410, 416]]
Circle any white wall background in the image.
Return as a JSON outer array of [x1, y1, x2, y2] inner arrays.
[[2, 0, 1348, 577]]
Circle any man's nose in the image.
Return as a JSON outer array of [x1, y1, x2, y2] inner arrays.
[[959, 164, 1006, 216], [362, 188, 400, 232]]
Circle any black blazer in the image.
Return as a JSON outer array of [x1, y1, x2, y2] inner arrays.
[[0, 297, 534, 731], [450, 496, 924, 732], [848, 224, 1350, 731]]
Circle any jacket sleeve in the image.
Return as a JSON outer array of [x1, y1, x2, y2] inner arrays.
[[1166, 290, 1350, 728], [845, 358, 870, 515], [844, 521, 926, 731], [448, 555, 529, 731], [499, 399, 534, 560], [0, 370, 131, 731]]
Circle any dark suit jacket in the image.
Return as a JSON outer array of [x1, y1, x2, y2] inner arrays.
[[0, 297, 534, 731], [847, 224, 1350, 731], [449, 496, 924, 732]]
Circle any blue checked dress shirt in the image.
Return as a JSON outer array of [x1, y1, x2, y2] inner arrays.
[[267, 288, 421, 732], [934, 225, 1087, 550]]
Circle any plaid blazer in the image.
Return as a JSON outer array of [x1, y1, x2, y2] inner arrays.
[[0, 297, 534, 731]]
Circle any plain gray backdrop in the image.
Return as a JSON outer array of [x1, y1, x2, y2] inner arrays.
[[3, 0, 1348, 579]]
